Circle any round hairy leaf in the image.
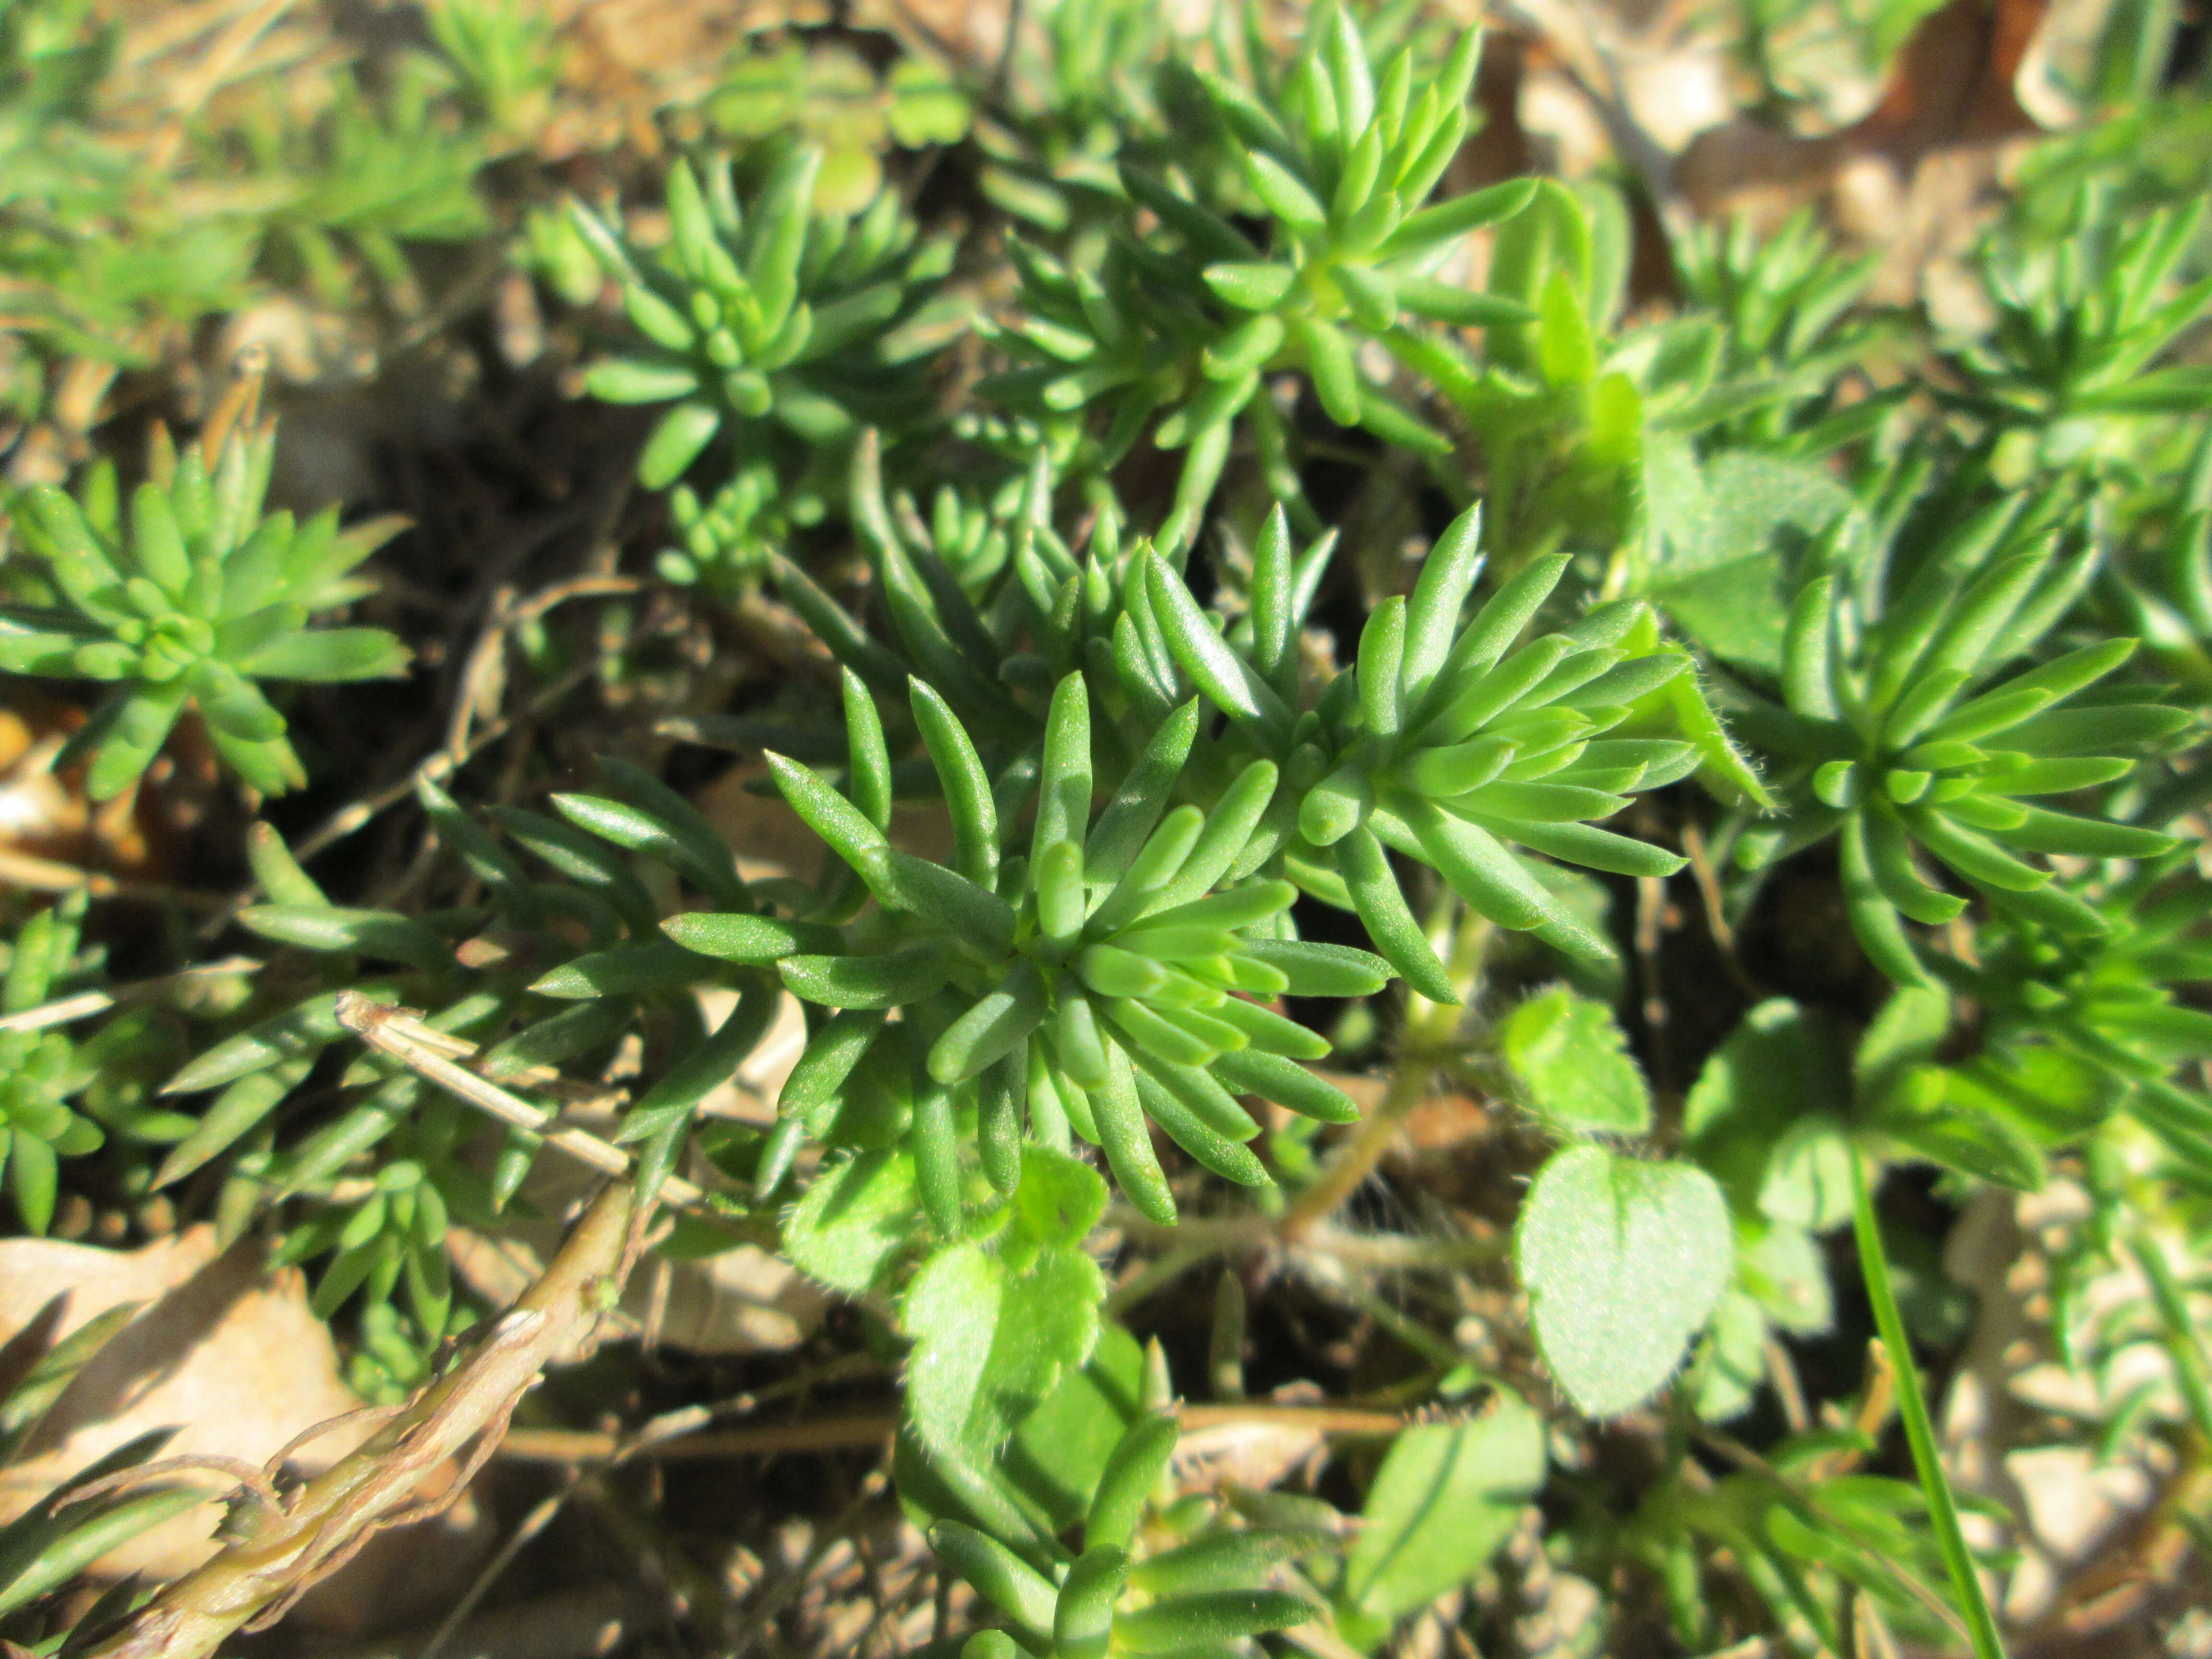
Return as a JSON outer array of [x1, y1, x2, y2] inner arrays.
[[1515, 1145, 1731, 1417], [903, 1234, 1104, 1462], [784, 1148, 920, 1293]]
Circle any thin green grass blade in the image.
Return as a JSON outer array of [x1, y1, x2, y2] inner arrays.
[[1850, 1152, 2006, 1659]]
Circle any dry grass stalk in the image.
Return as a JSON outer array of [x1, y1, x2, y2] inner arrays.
[[336, 993, 715, 1213], [83, 1183, 637, 1659]]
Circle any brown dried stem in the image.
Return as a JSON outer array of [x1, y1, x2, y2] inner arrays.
[[494, 1400, 1407, 1466], [84, 1182, 637, 1659], [334, 994, 718, 1214]]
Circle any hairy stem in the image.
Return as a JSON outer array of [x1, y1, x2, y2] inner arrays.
[[1278, 909, 1488, 1240]]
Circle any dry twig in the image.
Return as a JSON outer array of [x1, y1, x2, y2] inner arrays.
[[334, 993, 719, 1215], [0, 958, 261, 1034], [495, 1400, 1407, 1465], [85, 1183, 638, 1659]]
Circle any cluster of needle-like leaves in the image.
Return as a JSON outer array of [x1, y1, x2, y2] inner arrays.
[[986, 5, 1533, 548], [1959, 193, 2212, 477], [0, 394, 408, 798], [717, 669, 1376, 1228], [1289, 504, 1704, 996], [935, 1408, 1314, 1659], [0, 898, 105, 1233], [571, 146, 950, 504], [17, 7, 2212, 1656], [1724, 488, 2193, 982]]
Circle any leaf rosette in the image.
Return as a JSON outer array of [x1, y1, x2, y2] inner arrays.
[[571, 148, 950, 492], [1725, 496, 2191, 981], [686, 669, 1381, 1226], [1260, 503, 1702, 997], [985, 6, 1536, 546], [0, 398, 409, 798]]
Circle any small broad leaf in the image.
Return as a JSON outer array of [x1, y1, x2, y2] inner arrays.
[[1646, 448, 1855, 673], [903, 1231, 1104, 1464], [1335, 1396, 1546, 1645], [1684, 998, 1853, 1223], [1851, 983, 1950, 1103], [999, 1324, 1148, 1530], [1685, 1287, 1769, 1424], [1740, 1219, 1835, 1338], [785, 1149, 920, 1294], [1942, 1044, 2112, 1143], [1003, 1145, 1107, 1259], [1757, 1116, 1856, 1233], [1515, 1145, 1731, 1417], [1498, 987, 1650, 1134]]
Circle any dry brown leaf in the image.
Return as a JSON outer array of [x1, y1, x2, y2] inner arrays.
[[0, 693, 220, 884], [1504, 0, 2069, 314], [631, 1243, 830, 1355], [1939, 1185, 2186, 1627], [1171, 1382, 1333, 1495], [534, 0, 829, 159], [451, 1215, 829, 1358], [853, 0, 1011, 67], [695, 985, 808, 1124], [1675, 0, 2051, 302], [0, 1228, 489, 1632]]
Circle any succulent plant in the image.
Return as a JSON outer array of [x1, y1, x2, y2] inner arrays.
[[0, 391, 409, 798], [0, 897, 106, 1232], [1726, 493, 2192, 982], [703, 669, 1378, 1228], [570, 147, 951, 493], [986, 7, 1536, 547], [1288, 506, 1704, 994]]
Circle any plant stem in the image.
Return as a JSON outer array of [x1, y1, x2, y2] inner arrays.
[[86, 1183, 639, 1659], [335, 992, 737, 1220], [2130, 1233, 2212, 1443], [1106, 1241, 1214, 1315], [1276, 1024, 1444, 1238], [1849, 1151, 2007, 1659], [1279, 911, 1487, 1240], [496, 1400, 1409, 1465], [0, 957, 261, 1033]]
